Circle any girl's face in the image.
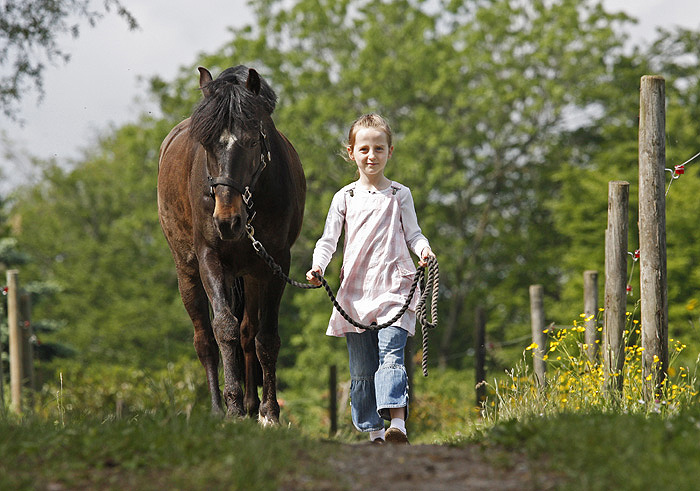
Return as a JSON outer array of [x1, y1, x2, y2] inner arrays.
[[347, 127, 393, 181]]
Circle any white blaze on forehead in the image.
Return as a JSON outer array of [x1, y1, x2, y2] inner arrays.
[[219, 130, 237, 150]]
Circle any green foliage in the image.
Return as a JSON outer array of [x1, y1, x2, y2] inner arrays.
[[409, 367, 480, 441], [10, 118, 192, 368], [4, 0, 700, 402], [548, 26, 700, 352], [34, 357, 208, 420]]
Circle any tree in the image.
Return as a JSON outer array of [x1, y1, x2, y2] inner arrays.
[[0, 0, 137, 118], [11, 117, 191, 368]]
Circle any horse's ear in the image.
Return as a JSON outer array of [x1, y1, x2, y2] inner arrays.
[[198, 67, 214, 98], [246, 68, 261, 95]]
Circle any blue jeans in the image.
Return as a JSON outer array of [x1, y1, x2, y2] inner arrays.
[[345, 326, 409, 432]]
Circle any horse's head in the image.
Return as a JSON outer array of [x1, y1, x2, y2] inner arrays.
[[191, 66, 277, 241]]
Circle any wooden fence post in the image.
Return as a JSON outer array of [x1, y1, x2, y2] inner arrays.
[[639, 75, 669, 400], [604, 181, 628, 393], [529, 285, 546, 387], [583, 270, 599, 363], [7, 269, 23, 414], [474, 307, 486, 406], [329, 365, 337, 437]]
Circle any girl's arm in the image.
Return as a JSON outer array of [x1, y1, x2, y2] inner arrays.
[[400, 187, 432, 259], [308, 189, 346, 281]]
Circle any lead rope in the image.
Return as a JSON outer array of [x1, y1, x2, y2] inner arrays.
[[249, 232, 439, 376], [416, 256, 439, 376]]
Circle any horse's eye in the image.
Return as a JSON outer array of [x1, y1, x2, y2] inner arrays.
[[241, 137, 259, 148]]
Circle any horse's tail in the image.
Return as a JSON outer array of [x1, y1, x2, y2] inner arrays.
[[232, 277, 263, 388]]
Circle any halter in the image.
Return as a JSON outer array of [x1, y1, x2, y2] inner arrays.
[[207, 126, 271, 230]]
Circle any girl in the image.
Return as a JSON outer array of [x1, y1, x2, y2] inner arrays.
[[306, 114, 435, 444]]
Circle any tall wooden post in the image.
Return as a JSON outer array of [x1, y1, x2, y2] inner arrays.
[[604, 181, 628, 393], [7, 270, 23, 414], [583, 270, 599, 363], [639, 75, 669, 400], [474, 307, 486, 406], [529, 285, 546, 387]]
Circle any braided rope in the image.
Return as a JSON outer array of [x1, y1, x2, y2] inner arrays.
[[250, 237, 322, 289], [249, 235, 439, 376], [311, 269, 422, 331], [416, 256, 439, 376]]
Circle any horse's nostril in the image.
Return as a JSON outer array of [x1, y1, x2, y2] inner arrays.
[[215, 214, 244, 240], [231, 215, 241, 229]]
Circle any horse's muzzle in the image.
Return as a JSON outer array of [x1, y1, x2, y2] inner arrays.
[[214, 213, 245, 241]]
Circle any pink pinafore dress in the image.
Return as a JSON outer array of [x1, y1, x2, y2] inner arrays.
[[327, 184, 418, 337]]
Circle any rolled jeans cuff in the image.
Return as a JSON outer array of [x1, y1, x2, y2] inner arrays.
[[375, 363, 409, 421]]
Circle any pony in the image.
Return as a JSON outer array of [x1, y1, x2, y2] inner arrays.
[[157, 65, 305, 424]]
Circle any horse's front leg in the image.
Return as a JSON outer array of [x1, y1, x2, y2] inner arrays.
[[175, 268, 223, 414], [239, 286, 261, 418], [199, 250, 245, 418], [249, 274, 285, 426]]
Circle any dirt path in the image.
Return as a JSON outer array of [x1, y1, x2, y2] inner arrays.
[[285, 442, 564, 490]]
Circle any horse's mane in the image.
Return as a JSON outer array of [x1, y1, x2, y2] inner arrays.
[[190, 65, 277, 148]]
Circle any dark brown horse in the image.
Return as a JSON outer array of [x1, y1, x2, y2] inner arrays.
[[157, 66, 305, 423]]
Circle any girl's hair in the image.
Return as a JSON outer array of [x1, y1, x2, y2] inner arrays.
[[347, 113, 393, 150]]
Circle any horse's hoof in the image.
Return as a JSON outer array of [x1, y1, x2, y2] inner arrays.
[[258, 414, 279, 427]]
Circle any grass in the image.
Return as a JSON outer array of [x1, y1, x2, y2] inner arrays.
[[467, 407, 700, 490], [5, 401, 700, 490], [0, 410, 333, 490], [461, 308, 700, 490], [3, 308, 700, 489]]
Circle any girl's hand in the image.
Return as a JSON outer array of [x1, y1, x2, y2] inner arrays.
[[306, 265, 323, 286], [418, 247, 436, 268]]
